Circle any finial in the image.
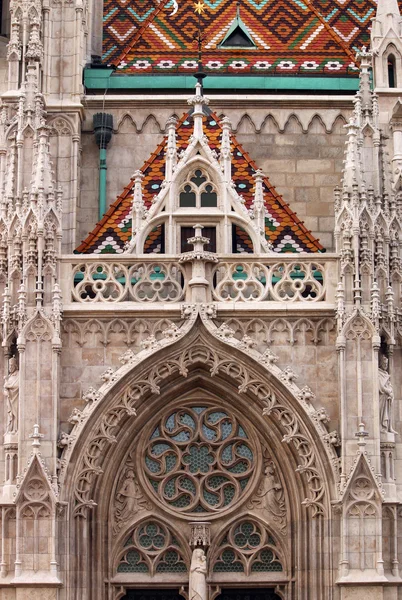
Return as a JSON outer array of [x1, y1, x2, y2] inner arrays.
[[193, 0, 207, 89], [355, 422, 368, 452], [29, 424, 44, 449]]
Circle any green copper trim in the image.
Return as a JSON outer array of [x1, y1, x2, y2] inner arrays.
[[84, 68, 359, 91], [99, 147, 107, 220]]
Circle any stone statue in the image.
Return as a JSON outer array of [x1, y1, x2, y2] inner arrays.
[[251, 461, 286, 532], [378, 355, 396, 434], [4, 357, 19, 434], [115, 468, 143, 522], [189, 548, 207, 600]]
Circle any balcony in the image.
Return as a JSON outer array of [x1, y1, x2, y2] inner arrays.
[[60, 253, 338, 314]]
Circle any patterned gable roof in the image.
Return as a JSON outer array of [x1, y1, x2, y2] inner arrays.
[[102, 0, 384, 75], [76, 113, 323, 254]]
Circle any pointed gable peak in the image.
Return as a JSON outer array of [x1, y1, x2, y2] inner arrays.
[[219, 3, 256, 49], [15, 453, 57, 505], [76, 109, 323, 255], [340, 423, 383, 501]]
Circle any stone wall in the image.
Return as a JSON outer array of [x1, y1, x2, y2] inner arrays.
[[77, 104, 353, 252], [59, 315, 339, 432]]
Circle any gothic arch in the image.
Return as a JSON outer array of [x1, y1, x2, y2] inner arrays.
[[60, 320, 336, 506], [60, 318, 337, 598]]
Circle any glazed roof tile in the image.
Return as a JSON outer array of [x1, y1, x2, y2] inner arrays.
[[76, 113, 324, 254], [102, 0, 386, 75]]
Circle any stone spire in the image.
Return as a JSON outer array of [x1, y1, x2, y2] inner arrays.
[[187, 82, 209, 140], [374, 0, 401, 25], [165, 116, 178, 181], [371, 0, 402, 87], [335, 53, 402, 312]]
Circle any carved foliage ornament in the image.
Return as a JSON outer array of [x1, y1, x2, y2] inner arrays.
[[68, 343, 328, 519]]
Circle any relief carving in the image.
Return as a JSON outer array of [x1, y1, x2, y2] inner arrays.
[[248, 457, 286, 533], [114, 454, 151, 534]]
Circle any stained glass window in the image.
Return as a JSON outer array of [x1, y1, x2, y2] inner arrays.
[[143, 406, 256, 515]]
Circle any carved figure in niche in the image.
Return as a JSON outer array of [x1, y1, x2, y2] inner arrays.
[[4, 357, 19, 434], [114, 462, 151, 534], [250, 460, 286, 532], [115, 468, 143, 522], [378, 355, 396, 434], [189, 548, 207, 600]]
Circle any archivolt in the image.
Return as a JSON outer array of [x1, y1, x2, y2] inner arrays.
[[60, 321, 336, 520]]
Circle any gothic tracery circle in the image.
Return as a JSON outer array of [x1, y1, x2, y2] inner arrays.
[[141, 404, 261, 518]]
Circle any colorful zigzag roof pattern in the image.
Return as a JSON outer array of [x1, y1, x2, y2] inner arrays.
[[76, 113, 323, 254], [102, 0, 386, 75]]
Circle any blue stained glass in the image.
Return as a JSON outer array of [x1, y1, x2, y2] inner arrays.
[[237, 444, 253, 460], [193, 406, 206, 414], [183, 445, 214, 473], [210, 120, 217, 125], [165, 455, 177, 472], [152, 443, 171, 456], [164, 478, 176, 498], [202, 425, 217, 440], [223, 485, 235, 505], [208, 411, 228, 424], [151, 184, 160, 189], [151, 427, 160, 439], [165, 414, 176, 431], [221, 446, 233, 462], [145, 457, 160, 473], [240, 478, 249, 490], [180, 477, 196, 493], [238, 183, 247, 189], [172, 431, 191, 442], [227, 461, 248, 474], [237, 426, 247, 438], [180, 413, 196, 428], [203, 490, 219, 505], [221, 421, 233, 439]]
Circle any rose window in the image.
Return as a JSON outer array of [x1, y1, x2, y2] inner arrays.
[[143, 406, 258, 516]]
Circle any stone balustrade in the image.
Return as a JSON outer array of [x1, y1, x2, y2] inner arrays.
[[60, 254, 339, 306]]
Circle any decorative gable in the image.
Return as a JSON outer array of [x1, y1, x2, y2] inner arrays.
[[76, 93, 323, 255]]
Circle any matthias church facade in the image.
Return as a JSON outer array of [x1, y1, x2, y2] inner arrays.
[[0, 0, 400, 599]]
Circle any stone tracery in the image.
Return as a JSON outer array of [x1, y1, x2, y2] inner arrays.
[[116, 519, 189, 575], [142, 405, 258, 516], [211, 518, 284, 575]]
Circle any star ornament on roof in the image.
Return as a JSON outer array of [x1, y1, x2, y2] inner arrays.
[[194, 0, 206, 15]]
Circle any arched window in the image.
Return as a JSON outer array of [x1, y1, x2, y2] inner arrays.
[[116, 520, 188, 575], [211, 519, 284, 574], [388, 54, 396, 88], [179, 169, 217, 208]]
